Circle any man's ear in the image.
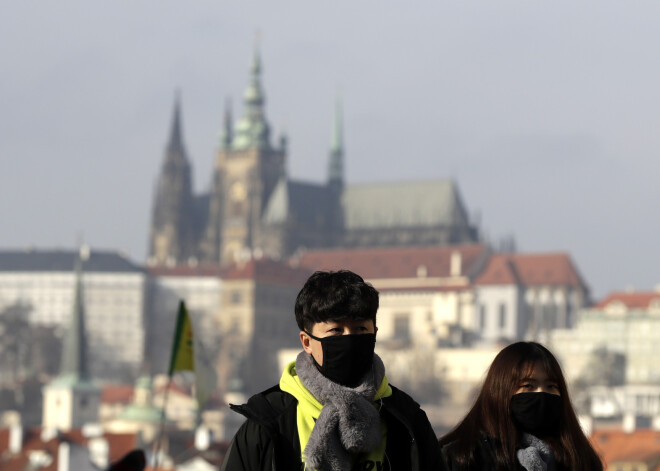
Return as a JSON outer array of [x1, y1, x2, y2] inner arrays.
[[300, 331, 313, 354]]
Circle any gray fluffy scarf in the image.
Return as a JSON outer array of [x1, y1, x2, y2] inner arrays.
[[295, 351, 386, 471], [517, 433, 556, 471]]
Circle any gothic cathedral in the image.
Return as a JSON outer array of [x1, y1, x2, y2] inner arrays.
[[148, 48, 478, 267]]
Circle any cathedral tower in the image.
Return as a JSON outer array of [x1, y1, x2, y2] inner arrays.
[[148, 94, 196, 265], [199, 47, 286, 264]]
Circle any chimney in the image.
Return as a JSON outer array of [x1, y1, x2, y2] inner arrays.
[[9, 423, 22, 454], [57, 442, 70, 471], [450, 251, 462, 277], [195, 425, 213, 451]]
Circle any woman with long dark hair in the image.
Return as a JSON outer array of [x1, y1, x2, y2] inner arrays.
[[439, 342, 602, 471]]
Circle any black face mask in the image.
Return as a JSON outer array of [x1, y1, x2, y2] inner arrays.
[[510, 392, 562, 437], [305, 332, 376, 387]]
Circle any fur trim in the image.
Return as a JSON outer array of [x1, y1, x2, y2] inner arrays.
[[516, 433, 555, 471]]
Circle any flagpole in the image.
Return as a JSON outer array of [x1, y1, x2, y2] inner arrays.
[[152, 374, 172, 471]]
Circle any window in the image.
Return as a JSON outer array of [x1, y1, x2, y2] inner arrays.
[[499, 303, 507, 329], [393, 313, 411, 345], [479, 305, 486, 330]]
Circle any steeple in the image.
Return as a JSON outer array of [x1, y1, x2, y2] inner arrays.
[[232, 44, 271, 150], [327, 99, 344, 190], [58, 248, 91, 384], [42, 246, 101, 431], [245, 47, 265, 112], [148, 92, 196, 266], [167, 91, 185, 157], [220, 98, 233, 150]]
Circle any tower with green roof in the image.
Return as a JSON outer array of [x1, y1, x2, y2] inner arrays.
[[42, 250, 101, 431], [199, 46, 287, 264]]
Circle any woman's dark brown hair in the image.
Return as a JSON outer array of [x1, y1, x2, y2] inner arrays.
[[439, 342, 602, 471]]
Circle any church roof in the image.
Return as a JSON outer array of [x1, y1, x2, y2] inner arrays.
[[263, 179, 334, 226], [0, 249, 143, 273], [342, 179, 471, 229]]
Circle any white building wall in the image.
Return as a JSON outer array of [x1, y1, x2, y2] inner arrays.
[[377, 289, 475, 348], [475, 285, 522, 342], [551, 310, 660, 385], [0, 270, 146, 381]]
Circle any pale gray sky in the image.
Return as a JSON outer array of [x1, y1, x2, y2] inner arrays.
[[2, 1, 659, 299]]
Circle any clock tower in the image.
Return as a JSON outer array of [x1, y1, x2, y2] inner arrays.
[[199, 47, 286, 264]]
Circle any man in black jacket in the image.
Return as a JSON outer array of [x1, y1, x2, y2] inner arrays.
[[220, 270, 443, 471]]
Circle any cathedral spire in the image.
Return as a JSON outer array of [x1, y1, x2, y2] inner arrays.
[[58, 247, 91, 384], [328, 99, 344, 190], [232, 43, 271, 150], [168, 90, 185, 155], [220, 97, 233, 150], [148, 92, 195, 266]]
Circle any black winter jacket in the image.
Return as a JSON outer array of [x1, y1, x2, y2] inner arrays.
[[441, 435, 570, 471], [220, 384, 444, 471]]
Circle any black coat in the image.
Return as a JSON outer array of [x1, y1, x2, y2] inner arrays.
[[220, 384, 444, 471], [441, 435, 570, 471]]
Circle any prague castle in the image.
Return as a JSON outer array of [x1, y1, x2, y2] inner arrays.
[[148, 48, 479, 267]]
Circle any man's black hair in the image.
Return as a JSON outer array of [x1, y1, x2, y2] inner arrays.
[[294, 270, 379, 332]]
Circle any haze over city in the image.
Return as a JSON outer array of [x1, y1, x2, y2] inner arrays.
[[2, 1, 659, 298]]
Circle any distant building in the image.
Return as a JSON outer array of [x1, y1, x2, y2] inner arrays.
[[0, 248, 147, 381], [473, 252, 590, 343], [147, 48, 479, 267], [298, 243, 491, 348], [591, 429, 660, 471], [216, 258, 311, 394], [0, 425, 141, 471], [552, 290, 660, 385], [146, 264, 223, 375]]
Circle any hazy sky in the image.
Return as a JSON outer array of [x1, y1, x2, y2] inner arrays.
[[2, 1, 659, 299]]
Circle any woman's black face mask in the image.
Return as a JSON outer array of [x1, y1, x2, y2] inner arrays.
[[305, 331, 376, 387], [510, 392, 562, 436]]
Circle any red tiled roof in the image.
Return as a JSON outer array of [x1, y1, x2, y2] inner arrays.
[[101, 384, 134, 404], [297, 244, 488, 280], [475, 252, 586, 288], [222, 258, 312, 286], [595, 292, 660, 310], [0, 428, 10, 455], [153, 382, 192, 397], [0, 428, 139, 471], [591, 429, 660, 466]]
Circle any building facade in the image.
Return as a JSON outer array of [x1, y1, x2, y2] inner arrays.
[[473, 253, 590, 344], [146, 265, 223, 375], [0, 248, 147, 381], [551, 291, 660, 386]]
